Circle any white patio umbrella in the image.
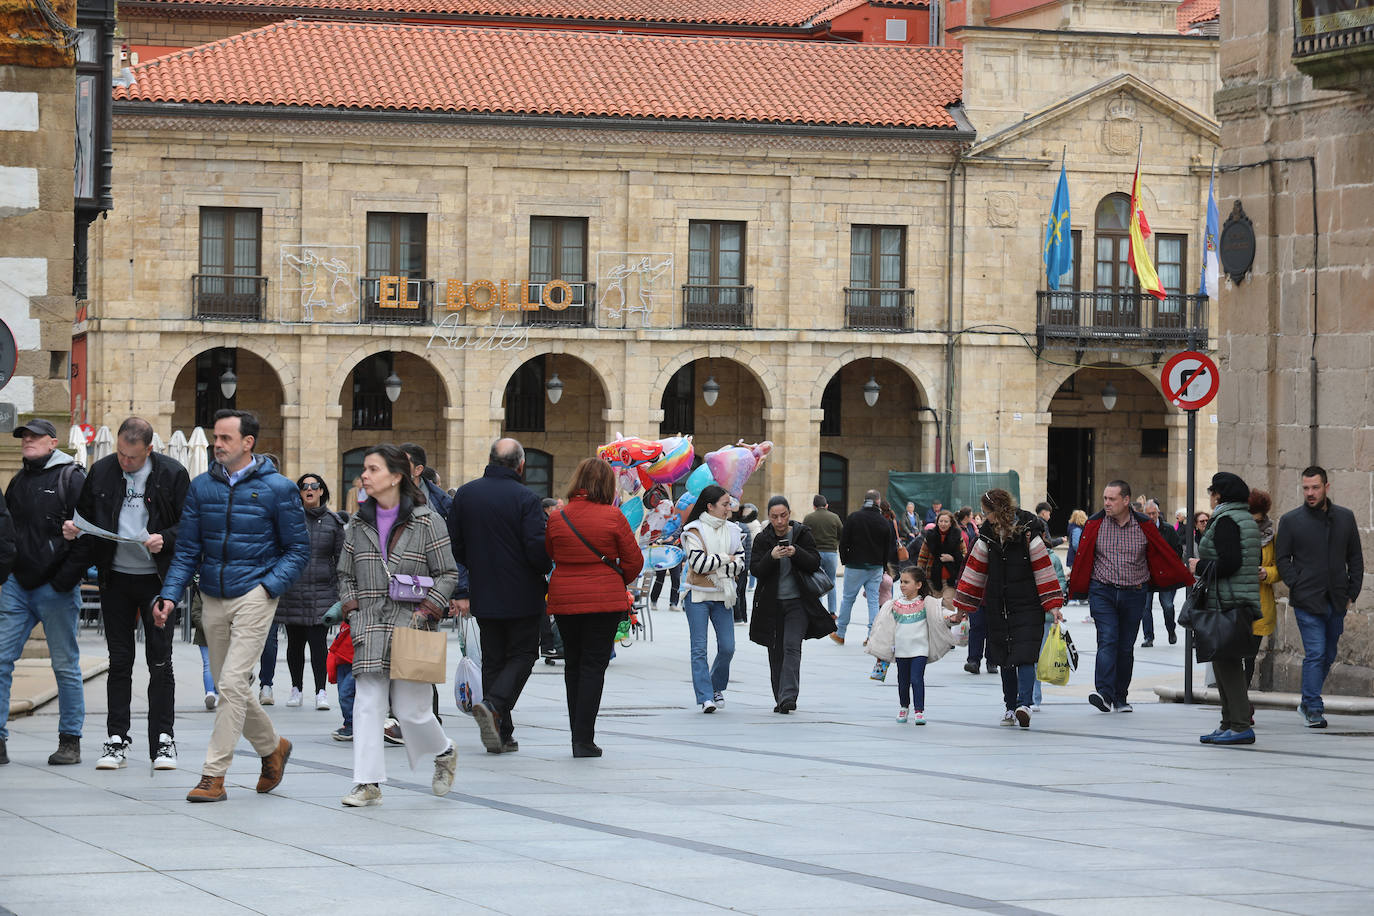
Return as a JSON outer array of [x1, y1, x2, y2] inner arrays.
[[187, 427, 210, 478], [167, 429, 189, 468], [150, 431, 165, 454], [90, 425, 114, 463], [67, 425, 89, 468]]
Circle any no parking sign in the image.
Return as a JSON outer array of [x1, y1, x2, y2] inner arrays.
[[1161, 351, 1219, 411]]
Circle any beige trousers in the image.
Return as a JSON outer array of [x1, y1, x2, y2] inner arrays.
[[201, 585, 281, 777]]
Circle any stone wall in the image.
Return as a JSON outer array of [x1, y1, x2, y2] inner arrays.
[[1216, 1, 1374, 694]]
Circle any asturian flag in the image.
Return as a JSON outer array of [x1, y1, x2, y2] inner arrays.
[[1042, 161, 1073, 290], [1128, 152, 1166, 301], [1198, 164, 1220, 297]]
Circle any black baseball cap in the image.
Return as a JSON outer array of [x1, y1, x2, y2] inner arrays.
[[13, 419, 57, 439]]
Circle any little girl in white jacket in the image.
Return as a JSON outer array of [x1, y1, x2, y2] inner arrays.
[[865, 567, 957, 724]]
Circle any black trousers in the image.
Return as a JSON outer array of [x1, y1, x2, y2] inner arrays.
[[102, 571, 175, 758], [967, 607, 988, 664], [650, 566, 680, 605], [477, 614, 541, 741], [767, 599, 807, 704], [284, 623, 328, 692], [556, 611, 623, 746]]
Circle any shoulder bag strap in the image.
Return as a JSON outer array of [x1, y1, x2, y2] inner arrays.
[[560, 509, 624, 577]]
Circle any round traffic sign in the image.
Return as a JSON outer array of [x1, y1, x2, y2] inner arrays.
[[0, 319, 16, 394], [1161, 350, 1220, 410]]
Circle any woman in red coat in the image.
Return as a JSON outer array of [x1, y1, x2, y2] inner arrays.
[[545, 458, 645, 758]]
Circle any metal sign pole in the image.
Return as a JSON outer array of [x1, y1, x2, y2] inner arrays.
[[1183, 407, 1197, 704]]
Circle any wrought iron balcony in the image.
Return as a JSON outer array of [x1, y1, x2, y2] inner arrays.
[[522, 281, 596, 327], [351, 391, 393, 431], [192, 273, 267, 321], [844, 287, 915, 331], [360, 277, 434, 324], [681, 284, 753, 329], [1292, 8, 1374, 91], [1036, 290, 1208, 350]]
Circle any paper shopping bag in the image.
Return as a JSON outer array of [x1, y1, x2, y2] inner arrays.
[[390, 625, 447, 683]]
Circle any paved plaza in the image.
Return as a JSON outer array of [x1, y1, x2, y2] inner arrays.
[[3, 599, 1373, 916]]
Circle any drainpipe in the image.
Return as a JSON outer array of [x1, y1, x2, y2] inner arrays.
[[944, 153, 965, 472]]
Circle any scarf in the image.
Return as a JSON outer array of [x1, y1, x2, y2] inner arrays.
[[685, 514, 740, 607]]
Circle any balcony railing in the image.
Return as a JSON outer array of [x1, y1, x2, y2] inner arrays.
[[351, 391, 393, 431], [844, 287, 915, 331], [522, 281, 596, 327], [192, 273, 267, 321], [681, 284, 754, 329], [360, 277, 434, 324], [1036, 290, 1208, 349]]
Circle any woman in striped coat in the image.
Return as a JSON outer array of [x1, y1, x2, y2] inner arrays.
[[951, 489, 1063, 729], [680, 484, 744, 713], [336, 444, 459, 808]]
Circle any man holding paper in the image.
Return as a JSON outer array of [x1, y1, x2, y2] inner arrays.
[[63, 417, 189, 771]]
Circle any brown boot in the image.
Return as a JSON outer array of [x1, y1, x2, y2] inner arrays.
[[256, 737, 292, 794], [186, 774, 227, 803]]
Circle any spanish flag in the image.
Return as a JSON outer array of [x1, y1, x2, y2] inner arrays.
[[1128, 146, 1166, 300]]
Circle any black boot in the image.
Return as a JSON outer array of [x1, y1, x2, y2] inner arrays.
[[48, 734, 81, 766], [0, 737, 8, 765]]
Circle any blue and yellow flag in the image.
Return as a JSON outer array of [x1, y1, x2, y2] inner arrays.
[[1043, 162, 1072, 290]]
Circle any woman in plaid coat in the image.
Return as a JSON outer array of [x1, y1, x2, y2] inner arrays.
[[337, 444, 459, 808]]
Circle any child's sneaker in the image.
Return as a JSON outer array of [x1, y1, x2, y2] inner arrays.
[[912, 710, 926, 725], [896, 707, 909, 724]]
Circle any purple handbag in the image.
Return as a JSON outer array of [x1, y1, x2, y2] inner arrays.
[[388, 574, 434, 604]]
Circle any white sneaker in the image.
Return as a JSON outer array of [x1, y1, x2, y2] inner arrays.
[[153, 734, 177, 770], [912, 710, 926, 725], [712, 692, 725, 707], [96, 736, 128, 770], [701, 701, 717, 713], [341, 783, 382, 807], [315, 689, 330, 711], [285, 687, 303, 707], [204, 691, 218, 710], [896, 707, 909, 724], [259, 685, 274, 706], [1000, 710, 1016, 726], [432, 743, 457, 796]]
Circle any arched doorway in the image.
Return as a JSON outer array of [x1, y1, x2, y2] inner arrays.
[[170, 346, 286, 463], [658, 357, 769, 509], [336, 351, 449, 495], [501, 354, 608, 498], [1046, 364, 1172, 532], [817, 358, 923, 516]]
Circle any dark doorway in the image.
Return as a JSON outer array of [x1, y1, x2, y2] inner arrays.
[[1046, 427, 1094, 536]]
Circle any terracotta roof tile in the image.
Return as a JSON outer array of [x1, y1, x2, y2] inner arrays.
[[1175, 0, 1218, 32], [124, 0, 881, 27], [116, 20, 963, 129]]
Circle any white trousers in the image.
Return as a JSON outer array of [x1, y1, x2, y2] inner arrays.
[[353, 673, 450, 784]]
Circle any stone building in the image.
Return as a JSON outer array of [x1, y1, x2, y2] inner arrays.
[[85, 0, 1220, 524], [1215, 0, 1373, 692]]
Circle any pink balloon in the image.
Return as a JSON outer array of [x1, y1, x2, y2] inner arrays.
[[705, 446, 756, 498]]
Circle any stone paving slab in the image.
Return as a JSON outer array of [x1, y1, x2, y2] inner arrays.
[[3, 595, 1374, 916]]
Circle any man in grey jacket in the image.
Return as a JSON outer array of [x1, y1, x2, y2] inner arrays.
[[1275, 465, 1364, 729]]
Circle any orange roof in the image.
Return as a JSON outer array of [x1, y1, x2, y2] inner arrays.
[[121, 0, 883, 27], [1175, 0, 1218, 31], [116, 20, 964, 129]]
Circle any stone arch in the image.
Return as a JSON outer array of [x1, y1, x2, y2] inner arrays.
[[810, 345, 936, 409], [159, 336, 297, 406], [1037, 361, 1172, 415], [325, 338, 460, 411], [488, 343, 616, 413], [650, 344, 781, 412]]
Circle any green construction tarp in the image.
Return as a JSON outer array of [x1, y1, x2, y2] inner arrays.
[[887, 471, 1021, 523]]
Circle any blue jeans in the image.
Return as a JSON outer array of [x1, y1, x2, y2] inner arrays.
[[199, 645, 216, 694], [1032, 621, 1053, 705], [259, 623, 280, 686], [1142, 589, 1177, 640], [1001, 663, 1036, 710], [0, 577, 84, 738], [1293, 601, 1345, 715], [1088, 582, 1149, 706], [337, 662, 356, 728], [895, 656, 928, 711], [684, 597, 734, 704], [818, 552, 840, 616], [837, 566, 883, 638]]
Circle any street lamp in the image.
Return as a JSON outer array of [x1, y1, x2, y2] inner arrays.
[[384, 370, 403, 403], [702, 375, 720, 407], [546, 371, 564, 405], [863, 375, 881, 408], [218, 368, 237, 400], [1101, 381, 1118, 411]]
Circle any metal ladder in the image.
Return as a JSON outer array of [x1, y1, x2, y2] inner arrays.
[[967, 441, 992, 474]]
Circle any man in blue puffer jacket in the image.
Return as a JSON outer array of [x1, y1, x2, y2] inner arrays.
[[155, 410, 309, 803]]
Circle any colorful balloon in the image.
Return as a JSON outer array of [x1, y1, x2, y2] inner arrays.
[[597, 434, 664, 468], [644, 545, 685, 571], [675, 491, 697, 512], [619, 497, 644, 531], [660, 516, 681, 540], [704, 445, 757, 498], [684, 463, 715, 496], [641, 435, 695, 486]]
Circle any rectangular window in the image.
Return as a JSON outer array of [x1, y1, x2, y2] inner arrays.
[[366, 212, 427, 278], [197, 207, 263, 318], [849, 225, 906, 290], [529, 216, 587, 283], [1155, 233, 1186, 312], [688, 220, 745, 289]]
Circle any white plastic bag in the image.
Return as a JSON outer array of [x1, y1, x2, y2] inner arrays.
[[453, 618, 483, 715]]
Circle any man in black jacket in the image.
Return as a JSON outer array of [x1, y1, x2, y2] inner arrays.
[[63, 417, 189, 770], [835, 489, 895, 645], [448, 438, 551, 754], [1141, 500, 1182, 647], [0, 419, 86, 766], [1276, 465, 1364, 729]]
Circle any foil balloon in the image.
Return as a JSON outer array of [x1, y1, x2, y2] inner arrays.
[[684, 463, 715, 496], [660, 516, 682, 540], [615, 466, 643, 497], [619, 496, 644, 531], [704, 445, 757, 498], [641, 435, 695, 486], [644, 545, 685, 571], [675, 491, 697, 512], [643, 500, 675, 541], [597, 434, 664, 468]]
